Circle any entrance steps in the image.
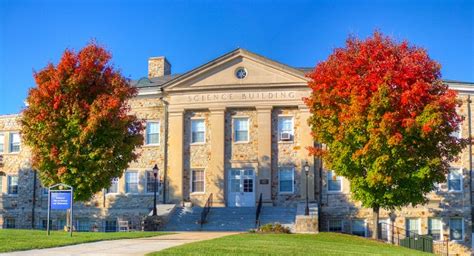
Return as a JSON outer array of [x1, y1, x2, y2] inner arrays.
[[162, 206, 297, 232]]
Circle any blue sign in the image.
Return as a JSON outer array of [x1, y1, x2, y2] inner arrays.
[[50, 191, 72, 210]]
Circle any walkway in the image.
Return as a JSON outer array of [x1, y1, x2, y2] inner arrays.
[[1, 232, 237, 256]]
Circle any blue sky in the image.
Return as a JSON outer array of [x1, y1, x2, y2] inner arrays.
[[0, 0, 473, 115]]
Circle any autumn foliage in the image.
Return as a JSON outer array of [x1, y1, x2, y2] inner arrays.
[[305, 32, 466, 236], [21, 43, 144, 201]]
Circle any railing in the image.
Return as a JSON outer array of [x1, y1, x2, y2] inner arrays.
[[199, 193, 213, 228], [378, 222, 448, 255], [255, 193, 263, 229]]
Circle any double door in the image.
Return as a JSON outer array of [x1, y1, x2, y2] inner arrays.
[[228, 169, 255, 207]]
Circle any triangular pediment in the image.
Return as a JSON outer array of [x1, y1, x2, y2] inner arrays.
[[164, 49, 309, 92]]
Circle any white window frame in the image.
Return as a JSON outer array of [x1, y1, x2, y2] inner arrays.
[[233, 117, 250, 143], [450, 124, 462, 139], [406, 218, 421, 237], [327, 170, 343, 193], [449, 218, 464, 242], [9, 132, 20, 153], [145, 171, 159, 194], [145, 121, 160, 145], [328, 219, 344, 233], [428, 217, 443, 241], [0, 133, 4, 153], [351, 219, 367, 237], [7, 175, 18, 195], [0, 174, 4, 194], [190, 118, 206, 144], [278, 115, 294, 142], [107, 177, 119, 194], [448, 167, 463, 192], [125, 171, 139, 194], [278, 167, 295, 194], [190, 169, 205, 194]]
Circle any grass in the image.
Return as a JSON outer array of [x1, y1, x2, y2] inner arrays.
[[148, 232, 432, 256], [0, 229, 167, 252]]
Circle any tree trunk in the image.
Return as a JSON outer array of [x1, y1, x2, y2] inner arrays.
[[372, 206, 380, 239]]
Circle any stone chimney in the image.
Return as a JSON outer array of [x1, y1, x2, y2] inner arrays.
[[148, 56, 171, 78]]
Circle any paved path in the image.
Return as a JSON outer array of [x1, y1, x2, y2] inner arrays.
[[1, 232, 238, 256]]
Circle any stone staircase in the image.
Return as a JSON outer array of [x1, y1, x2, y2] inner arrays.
[[162, 206, 297, 232]]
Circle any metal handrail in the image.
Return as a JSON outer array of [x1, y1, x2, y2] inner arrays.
[[377, 222, 448, 255], [199, 193, 213, 228], [255, 193, 263, 229]]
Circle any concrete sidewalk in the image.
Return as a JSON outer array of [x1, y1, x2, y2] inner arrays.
[[1, 232, 238, 256]]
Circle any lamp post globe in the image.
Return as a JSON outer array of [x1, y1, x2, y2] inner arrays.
[[152, 164, 159, 216], [304, 161, 310, 216]]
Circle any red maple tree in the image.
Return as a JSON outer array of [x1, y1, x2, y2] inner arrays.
[[305, 32, 466, 238], [21, 42, 144, 201]]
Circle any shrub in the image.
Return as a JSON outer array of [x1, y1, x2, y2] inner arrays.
[[258, 223, 291, 234]]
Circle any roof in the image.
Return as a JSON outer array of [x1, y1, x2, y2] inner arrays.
[[131, 74, 182, 88], [130, 49, 473, 89]]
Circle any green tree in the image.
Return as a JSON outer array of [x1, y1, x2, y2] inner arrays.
[[21, 43, 144, 201], [304, 32, 466, 238]]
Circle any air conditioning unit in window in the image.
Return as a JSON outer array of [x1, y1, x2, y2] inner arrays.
[[280, 132, 292, 141]]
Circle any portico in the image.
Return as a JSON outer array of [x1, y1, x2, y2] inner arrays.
[[162, 48, 316, 207]]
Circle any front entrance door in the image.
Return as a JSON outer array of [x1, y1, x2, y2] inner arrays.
[[228, 169, 255, 207]]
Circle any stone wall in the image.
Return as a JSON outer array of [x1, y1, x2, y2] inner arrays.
[[183, 110, 212, 206], [271, 107, 303, 206], [319, 94, 473, 255], [0, 95, 167, 231]]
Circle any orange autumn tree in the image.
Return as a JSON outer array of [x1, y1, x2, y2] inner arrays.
[[21, 43, 144, 201], [304, 32, 466, 238]]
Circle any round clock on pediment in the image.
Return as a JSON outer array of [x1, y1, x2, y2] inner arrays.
[[235, 67, 248, 79]]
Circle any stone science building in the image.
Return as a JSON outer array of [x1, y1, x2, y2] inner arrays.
[[0, 49, 472, 254]]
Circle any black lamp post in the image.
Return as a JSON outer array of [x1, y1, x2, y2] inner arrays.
[[152, 164, 159, 216], [304, 161, 310, 216]]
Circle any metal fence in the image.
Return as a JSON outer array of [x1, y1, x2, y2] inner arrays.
[[378, 222, 449, 255]]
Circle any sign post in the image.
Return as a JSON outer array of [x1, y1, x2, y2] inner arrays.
[[47, 183, 74, 237]]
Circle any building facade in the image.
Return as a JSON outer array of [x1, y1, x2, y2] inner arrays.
[[0, 49, 472, 254]]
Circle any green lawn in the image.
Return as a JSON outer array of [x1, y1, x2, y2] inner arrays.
[[149, 233, 432, 256], [0, 229, 167, 252]]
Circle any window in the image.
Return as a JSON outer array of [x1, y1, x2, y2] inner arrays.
[[125, 172, 139, 193], [105, 220, 117, 232], [7, 176, 18, 194], [351, 220, 366, 237], [146, 171, 158, 193], [428, 218, 442, 241], [146, 121, 160, 145], [448, 168, 462, 192], [279, 167, 294, 193], [0, 133, 4, 153], [191, 169, 204, 193], [328, 220, 343, 232], [406, 218, 420, 237], [450, 125, 461, 139], [278, 116, 294, 141], [0, 175, 3, 194], [107, 178, 119, 194], [57, 219, 66, 231], [5, 218, 15, 229], [75, 219, 90, 232], [233, 118, 249, 142], [41, 219, 53, 230], [42, 187, 49, 196], [327, 171, 342, 192], [449, 218, 463, 241], [10, 132, 20, 152], [191, 119, 205, 144]]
